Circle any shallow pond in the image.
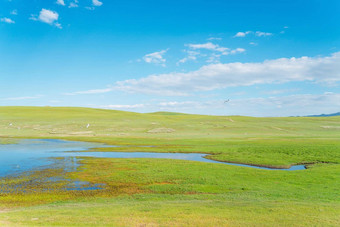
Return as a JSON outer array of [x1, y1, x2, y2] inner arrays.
[[0, 139, 305, 178]]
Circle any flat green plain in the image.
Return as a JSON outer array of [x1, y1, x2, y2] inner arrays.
[[0, 106, 339, 226]]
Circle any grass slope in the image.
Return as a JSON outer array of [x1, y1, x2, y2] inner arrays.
[[0, 106, 339, 226]]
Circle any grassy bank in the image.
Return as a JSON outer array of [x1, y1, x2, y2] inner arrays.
[[0, 107, 339, 226]]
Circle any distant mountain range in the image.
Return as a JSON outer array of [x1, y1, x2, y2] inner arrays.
[[306, 112, 340, 117]]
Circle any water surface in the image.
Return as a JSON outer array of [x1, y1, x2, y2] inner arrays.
[[0, 139, 306, 178]]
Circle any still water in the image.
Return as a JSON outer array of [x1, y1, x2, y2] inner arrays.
[[0, 139, 306, 178]]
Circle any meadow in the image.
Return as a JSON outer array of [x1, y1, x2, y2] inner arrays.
[[0, 106, 339, 226]]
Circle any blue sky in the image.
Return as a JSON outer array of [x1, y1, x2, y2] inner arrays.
[[0, 0, 339, 116]]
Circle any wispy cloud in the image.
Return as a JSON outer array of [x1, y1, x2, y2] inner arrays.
[[158, 101, 216, 110], [234, 31, 272, 38], [143, 49, 169, 66], [255, 31, 272, 37], [230, 48, 246, 54], [85, 0, 103, 10], [177, 50, 200, 65], [2, 95, 43, 101], [99, 104, 145, 109], [57, 0, 101, 10], [69, 0, 79, 8], [10, 10, 17, 15], [56, 0, 65, 6], [178, 42, 245, 64], [188, 42, 228, 53], [1, 17, 15, 24], [64, 87, 113, 95], [92, 0, 103, 7], [207, 37, 222, 41], [280, 26, 289, 34], [116, 52, 340, 96], [227, 93, 340, 116]]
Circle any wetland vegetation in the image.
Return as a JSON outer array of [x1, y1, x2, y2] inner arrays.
[[0, 106, 339, 226]]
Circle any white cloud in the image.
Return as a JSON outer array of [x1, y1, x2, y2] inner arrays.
[[56, 0, 65, 6], [207, 37, 222, 41], [65, 88, 113, 95], [227, 93, 340, 117], [255, 31, 273, 37], [158, 101, 208, 109], [234, 31, 272, 38], [143, 49, 169, 66], [1, 17, 15, 24], [31, 9, 61, 28], [230, 48, 246, 54], [280, 26, 289, 34], [69, 0, 79, 8], [69, 3, 78, 8], [39, 9, 59, 24], [55, 22, 62, 29], [234, 31, 252, 37], [10, 10, 17, 15], [206, 53, 222, 63], [92, 0, 103, 6], [179, 43, 245, 64], [85, 6, 95, 10], [188, 42, 229, 53], [100, 104, 145, 109], [2, 95, 42, 101], [177, 50, 200, 65], [116, 52, 340, 96]]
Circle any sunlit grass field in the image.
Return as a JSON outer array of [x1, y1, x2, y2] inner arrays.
[[0, 106, 339, 226]]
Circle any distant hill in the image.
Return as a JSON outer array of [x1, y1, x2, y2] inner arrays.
[[306, 112, 340, 117]]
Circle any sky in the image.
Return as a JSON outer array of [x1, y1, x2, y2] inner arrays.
[[0, 0, 339, 116]]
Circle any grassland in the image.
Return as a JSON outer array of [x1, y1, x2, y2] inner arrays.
[[0, 106, 339, 226]]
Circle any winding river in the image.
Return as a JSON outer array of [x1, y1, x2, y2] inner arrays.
[[0, 139, 306, 178]]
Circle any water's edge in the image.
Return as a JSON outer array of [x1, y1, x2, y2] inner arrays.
[[0, 139, 306, 192], [0, 139, 306, 178], [203, 155, 306, 170]]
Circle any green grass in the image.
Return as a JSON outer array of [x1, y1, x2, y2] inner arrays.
[[0, 106, 339, 226]]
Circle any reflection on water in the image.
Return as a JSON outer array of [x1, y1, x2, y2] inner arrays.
[[0, 138, 306, 181], [0, 139, 110, 177]]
